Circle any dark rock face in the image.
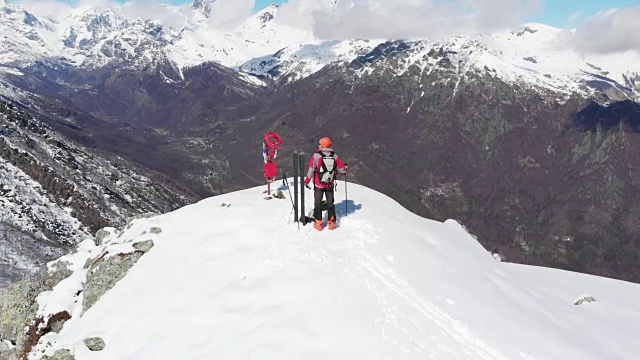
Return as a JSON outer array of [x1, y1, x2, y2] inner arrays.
[[572, 100, 640, 132], [350, 41, 414, 70], [0, 99, 196, 286], [1, 100, 194, 235]]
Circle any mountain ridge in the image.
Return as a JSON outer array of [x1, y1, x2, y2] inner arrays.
[[1, 182, 639, 359], [1, 1, 638, 102]]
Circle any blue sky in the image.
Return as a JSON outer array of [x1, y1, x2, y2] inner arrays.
[[252, 0, 640, 27], [532, 0, 640, 26], [255, 0, 285, 11]]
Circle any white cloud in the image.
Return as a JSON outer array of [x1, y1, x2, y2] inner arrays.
[[206, 0, 255, 30], [13, 0, 254, 31], [277, 0, 543, 40], [15, 0, 177, 24], [13, 0, 74, 20], [563, 7, 640, 54], [122, 0, 191, 30], [276, 0, 326, 33], [567, 10, 582, 23]]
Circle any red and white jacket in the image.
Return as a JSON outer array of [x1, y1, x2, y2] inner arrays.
[[304, 148, 347, 189]]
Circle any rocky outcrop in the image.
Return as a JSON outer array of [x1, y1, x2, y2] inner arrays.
[[0, 262, 72, 358], [83, 337, 105, 351], [83, 251, 144, 313], [133, 240, 154, 253], [0, 340, 18, 360], [41, 349, 75, 360], [574, 296, 597, 306], [0, 220, 161, 358], [95, 228, 113, 245]]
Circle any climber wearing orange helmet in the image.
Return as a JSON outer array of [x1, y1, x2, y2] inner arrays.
[[304, 137, 348, 231]]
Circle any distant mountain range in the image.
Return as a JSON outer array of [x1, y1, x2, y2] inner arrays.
[[2, 0, 640, 286]]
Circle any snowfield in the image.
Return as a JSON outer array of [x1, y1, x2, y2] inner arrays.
[[32, 181, 640, 359]]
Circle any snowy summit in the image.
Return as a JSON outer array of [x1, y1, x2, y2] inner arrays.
[[29, 182, 640, 359]]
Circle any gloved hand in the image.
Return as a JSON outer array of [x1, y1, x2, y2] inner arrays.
[[305, 183, 311, 190]]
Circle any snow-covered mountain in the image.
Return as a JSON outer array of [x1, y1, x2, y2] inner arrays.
[[2, 182, 639, 359], [167, 4, 316, 70], [239, 38, 377, 83], [0, 1, 314, 71], [1, 0, 639, 101], [2, 0, 640, 293], [242, 24, 640, 102]]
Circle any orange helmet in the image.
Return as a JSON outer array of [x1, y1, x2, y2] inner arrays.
[[319, 137, 332, 148]]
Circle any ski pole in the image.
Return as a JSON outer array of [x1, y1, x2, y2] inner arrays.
[[283, 173, 298, 229], [283, 173, 295, 211], [344, 170, 348, 217]]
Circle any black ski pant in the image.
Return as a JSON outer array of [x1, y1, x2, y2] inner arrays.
[[314, 187, 335, 221]]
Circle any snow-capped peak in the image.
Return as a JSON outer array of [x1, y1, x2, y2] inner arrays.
[[256, 3, 279, 25], [62, 8, 130, 50], [244, 2, 280, 29], [72, 7, 127, 29], [26, 182, 640, 359], [191, 0, 218, 17], [1, 1, 639, 101]]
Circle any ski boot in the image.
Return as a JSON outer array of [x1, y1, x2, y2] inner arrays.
[[313, 219, 324, 231], [328, 216, 337, 230]]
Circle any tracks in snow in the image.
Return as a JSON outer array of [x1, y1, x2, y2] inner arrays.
[[265, 207, 509, 359], [320, 217, 509, 359]]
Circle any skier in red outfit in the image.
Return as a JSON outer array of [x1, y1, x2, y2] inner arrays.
[[304, 137, 348, 230]]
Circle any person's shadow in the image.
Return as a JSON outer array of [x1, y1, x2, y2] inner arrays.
[[334, 199, 362, 217]]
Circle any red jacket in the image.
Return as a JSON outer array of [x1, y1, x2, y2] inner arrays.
[[304, 148, 347, 189]]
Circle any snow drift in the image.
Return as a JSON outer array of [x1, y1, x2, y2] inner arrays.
[[25, 181, 640, 359]]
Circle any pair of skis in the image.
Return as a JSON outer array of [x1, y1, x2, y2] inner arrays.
[[292, 152, 314, 225]]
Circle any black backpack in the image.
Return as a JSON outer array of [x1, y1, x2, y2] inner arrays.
[[317, 151, 336, 184]]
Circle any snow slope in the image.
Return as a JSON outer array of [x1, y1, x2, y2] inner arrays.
[[487, 24, 640, 100], [32, 182, 640, 359]]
